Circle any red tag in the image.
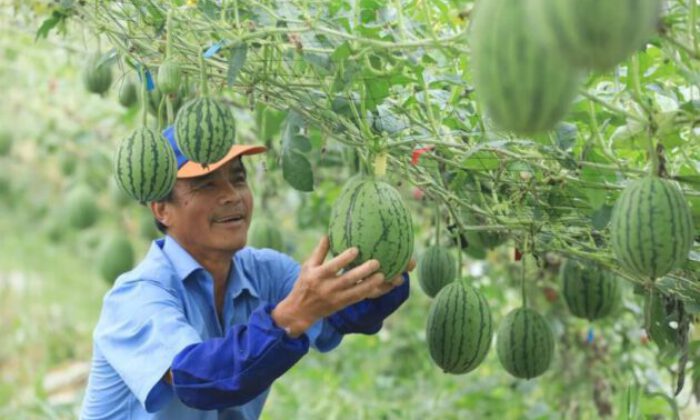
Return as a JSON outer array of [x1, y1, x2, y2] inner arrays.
[[514, 248, 522, 261], [411, 146, 434, 166]]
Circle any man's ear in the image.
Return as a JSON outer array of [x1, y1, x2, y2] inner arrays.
[[150, 200, 171, 229]]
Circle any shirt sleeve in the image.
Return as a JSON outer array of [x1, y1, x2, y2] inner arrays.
[[328, 272, 411, 335], [266, 250, 343, 352], [170, 303, 310, 410], [93, 279, 202, 413]]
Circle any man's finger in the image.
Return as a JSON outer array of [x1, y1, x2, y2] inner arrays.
[[319, 245, 360, 275], [343, 272, 388, 302], [307, 236, 330, 267], [337, 259, 381, 288], [405, 259, 416, 272]]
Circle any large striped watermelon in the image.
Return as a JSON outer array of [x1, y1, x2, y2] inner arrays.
[[471, 0, 582, 135], [174, 97, 236, 165], [328, 177, 414, 281], [497, 307, 554, 379], [531, 0, 661, 71], [418, 245, 457, 298], [561, 259, 620, 321], [426, 281, 493, 374], [113, 127, 177, 202], [610, 177, 694, 279]]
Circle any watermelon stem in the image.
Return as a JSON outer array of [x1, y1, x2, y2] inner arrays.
[[435, 205, 440, 247], [199, 53, 209, 97], [138, 66, 148, 127], [521, 256, 528, 309], [166, 9, 173, 59]]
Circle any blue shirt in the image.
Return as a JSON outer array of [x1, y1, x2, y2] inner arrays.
[[80, 235, 410, 419]]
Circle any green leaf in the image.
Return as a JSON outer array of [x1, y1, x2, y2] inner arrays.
[[363, 77, 390, 111], [331, 41, 352, 62], [36, 12, 62, 41], [290, 135, 312, 152], [591, 204, 613, 230], [227, 44, 247, 87], [461, 151, 500, 171], [282, 150, 314, 192]]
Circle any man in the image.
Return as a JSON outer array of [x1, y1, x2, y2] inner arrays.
[[80, 126, 413, 419]]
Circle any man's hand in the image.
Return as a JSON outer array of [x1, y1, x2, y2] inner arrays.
[[272, 236, 393, 337]]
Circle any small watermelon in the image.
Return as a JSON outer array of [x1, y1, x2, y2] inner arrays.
[[65, 185, 99, 230], [497, 307, 554, 379], [426, 281, 493, 374], [561, 259, 620, 321], [82, 53, 112, 95], [418, 245, 457, 298], [157, 59, 182, 95], [98, 234, 135, 284]]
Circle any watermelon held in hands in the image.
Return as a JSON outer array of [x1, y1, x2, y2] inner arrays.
[[174, 97, 237, 165], [113, 127, 177, 203], [610, 176, 694, 280], [328, 176, 414, 281], [497, 307, 555, 379], [426, 281, 493, 374], [560, 259, 621, 321], [418, 245, 457, 298]]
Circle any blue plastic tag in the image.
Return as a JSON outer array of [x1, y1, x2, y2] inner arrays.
[[203, 42, 222, 58]]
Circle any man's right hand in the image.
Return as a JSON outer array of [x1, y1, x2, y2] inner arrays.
[[271, 236, 387, 337]]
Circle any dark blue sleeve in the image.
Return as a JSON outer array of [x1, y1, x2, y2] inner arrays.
[[327, 272, 410, 335], [171, 303, 309, 410]]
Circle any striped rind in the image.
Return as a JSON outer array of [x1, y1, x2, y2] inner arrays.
[[328, 177, 414, 281], [471, 0, 582, 135], [157, 60, 182, 95], [561, 259, 620, 321], [426, 282, 493, 374], [610, 177, 694, 280], [114, 127, 177, 202], [174, 98, 237, 165], [418, 245, 457, 298], [531, 0, 661, 71], [496, 307, 554, 379]]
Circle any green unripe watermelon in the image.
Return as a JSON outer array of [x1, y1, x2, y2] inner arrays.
[[561, 259, 620, 321], [0, 130, 12, 156], [65, 185, 99, 230], [248, 220, 284, 252], [113, 127, 177, 203], [471, 0, 582, 135], [418, 245, 457, 298], [58, 152, 77, 176], [426, 281, 493, 374], [174, 97, 237, 165], [118, 78, 138, 108], [497, 307, 554, 379], [462, 211, 507, 259], [98, 234, 135, 284], [157, 60, 182, 95], [531, 0, 661, 71], [82, 53, 112, 95], [328, 177, 414, 281], [610, 177, 694, 279]]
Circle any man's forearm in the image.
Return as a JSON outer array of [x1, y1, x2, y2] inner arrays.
[[170, 303, 309, 410]]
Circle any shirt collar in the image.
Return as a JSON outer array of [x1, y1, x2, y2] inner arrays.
[[159, 237, 260, 299], [230, 250, 260, 299], [159, 235, 204, 281]]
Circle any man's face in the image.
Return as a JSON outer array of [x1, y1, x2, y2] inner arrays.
[[164, 158, 253, 257]]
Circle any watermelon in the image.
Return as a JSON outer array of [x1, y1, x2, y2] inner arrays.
[[471, 0, 582, 135], [418, 245, 457, 298], [157, 59, 182, 95], [65, 185, 99, 230], [328, 177, 414, 281], [610, 176, 694, 279], [531, 0, 662, 71], [462, 211, 507, 259], [174, 97, 237, 165], [561, 259, 620, 321], [82, 53, 112, 95], [98, 234, 135, 284], [248, 219, 284, 252], [113, 127, 177, 203], [118, 78, 138, 108], [497, 307, 554, 379], [426, 281, 493, 374]]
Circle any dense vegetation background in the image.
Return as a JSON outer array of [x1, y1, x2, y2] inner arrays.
[[0, 0, 699, 418]]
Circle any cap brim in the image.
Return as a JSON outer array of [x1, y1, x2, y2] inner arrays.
[[177, 144, 267, 178]]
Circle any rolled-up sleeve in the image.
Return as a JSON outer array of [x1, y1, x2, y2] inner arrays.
[[94, 280, 202, 413]]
